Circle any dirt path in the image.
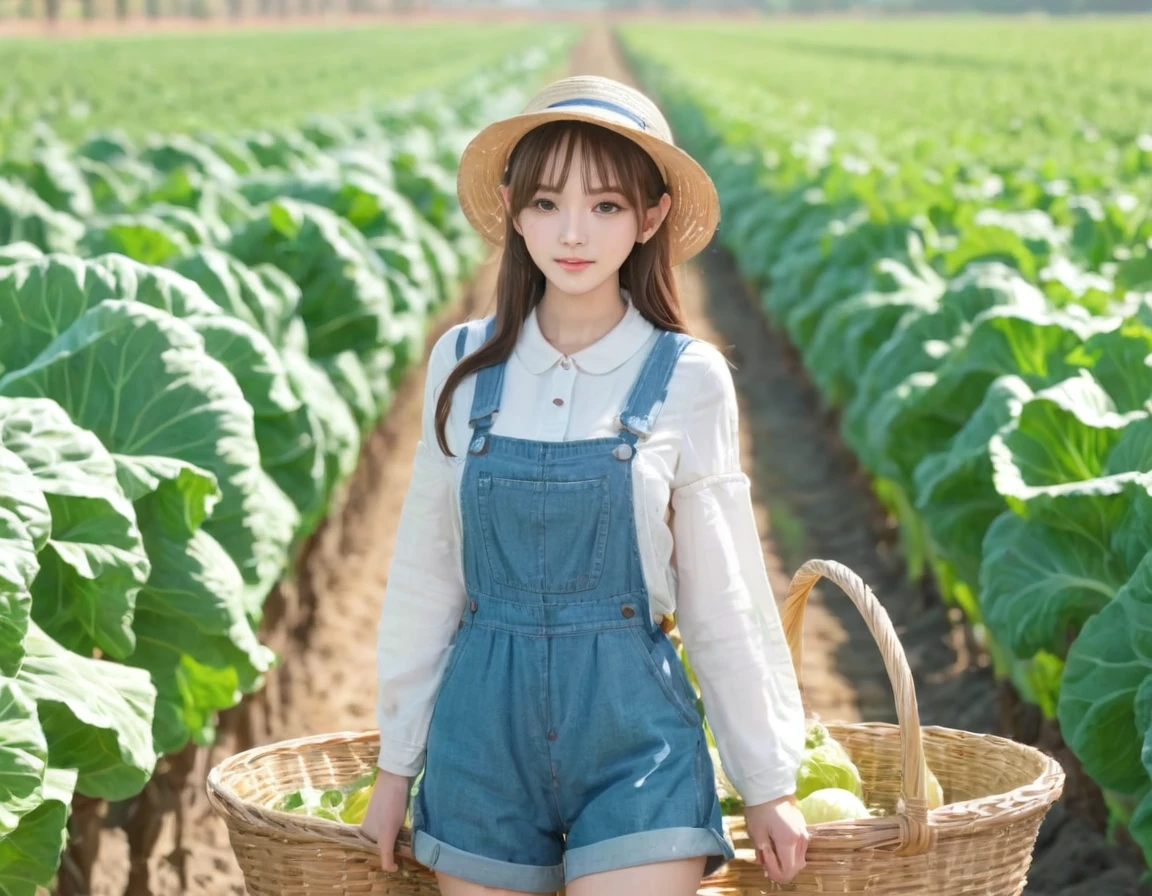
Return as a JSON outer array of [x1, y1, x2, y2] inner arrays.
[[85, 23, 1150, 896]]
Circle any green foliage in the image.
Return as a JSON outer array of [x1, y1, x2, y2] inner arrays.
[[0, 24, 570, 147], [0, 33, 572, 893], [618, 14, 1152, 865]]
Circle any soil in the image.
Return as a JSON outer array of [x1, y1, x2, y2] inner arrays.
[[78, 21, 1150, 896]]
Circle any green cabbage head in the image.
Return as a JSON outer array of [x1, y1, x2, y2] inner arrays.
[[798, 787, 872, 824], [796, 741, 864, 801]]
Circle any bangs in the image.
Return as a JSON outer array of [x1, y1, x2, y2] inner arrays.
[[537, 126, 624, 196], [505, 120, 663, 212]]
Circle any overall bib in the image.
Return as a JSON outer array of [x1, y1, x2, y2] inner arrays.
[[411, 317, 735, 893]]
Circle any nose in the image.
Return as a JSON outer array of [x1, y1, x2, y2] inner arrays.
[[560, 208, 587, 247]]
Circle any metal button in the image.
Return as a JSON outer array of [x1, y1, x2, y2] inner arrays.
[[547, 730, 558, 741], [621, 605, 635, 619], [613, 443, 633, 461], [469, 435, 488, 454], [553, 397, 564, 406], [469, 600, 478, 613]]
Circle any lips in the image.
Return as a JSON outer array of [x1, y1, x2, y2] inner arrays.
[[555, 258, 592, 270]]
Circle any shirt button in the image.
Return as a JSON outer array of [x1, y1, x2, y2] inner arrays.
[[560, 359, 572, 369], [553, 397, 564, 406]]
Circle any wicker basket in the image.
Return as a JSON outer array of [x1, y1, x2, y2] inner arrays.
[[702, 558, 1066, 894], [207, 558, 1065, 895]]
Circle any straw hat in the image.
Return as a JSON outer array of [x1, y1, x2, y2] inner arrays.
[[456, 75, 720, 266]]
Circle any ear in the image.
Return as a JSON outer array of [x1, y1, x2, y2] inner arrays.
[[499, 185, 523, 237], [636, 192, 673, 245]]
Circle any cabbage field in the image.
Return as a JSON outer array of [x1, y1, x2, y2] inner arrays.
[[0, 24, 571, 894], [0, 23, 554, 144], [4, 12, 1152, 894], [618, 15, 1152, 869]]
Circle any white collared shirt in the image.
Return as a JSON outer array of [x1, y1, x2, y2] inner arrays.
[[375, 293, 805, 806]]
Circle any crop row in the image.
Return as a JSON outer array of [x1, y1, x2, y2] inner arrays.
[[0, 22, 568, 147], [618, 20, 1152, 863]]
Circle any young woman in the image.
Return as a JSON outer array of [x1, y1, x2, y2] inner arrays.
[[361, 75, 808, 896]]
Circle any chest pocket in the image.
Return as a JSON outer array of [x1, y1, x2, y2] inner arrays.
[[476, 472, 611, 593]]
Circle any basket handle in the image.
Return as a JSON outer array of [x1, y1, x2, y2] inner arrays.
[[780, 559, 935, 855]]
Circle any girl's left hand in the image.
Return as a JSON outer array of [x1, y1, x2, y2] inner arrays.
[[744, 793, 809, 884]]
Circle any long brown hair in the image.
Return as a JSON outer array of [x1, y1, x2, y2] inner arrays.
[[435, 120, 690, 457]]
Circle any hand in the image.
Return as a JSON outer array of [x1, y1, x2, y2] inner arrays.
[[744, 793, 809, 884], [358, 769, 412, 873]]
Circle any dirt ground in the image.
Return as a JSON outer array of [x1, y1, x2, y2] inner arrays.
[[84, 23, 1150, 896]]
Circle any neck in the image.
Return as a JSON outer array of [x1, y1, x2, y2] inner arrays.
[[536, 273, 627, 356]]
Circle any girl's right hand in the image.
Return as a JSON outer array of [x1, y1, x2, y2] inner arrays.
[[359, 769, 413, 872]]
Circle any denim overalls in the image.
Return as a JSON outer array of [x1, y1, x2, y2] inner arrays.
[[410, 315, 735, 893]]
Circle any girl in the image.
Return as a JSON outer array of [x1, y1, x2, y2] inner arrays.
[[361, 75, 808, 896]]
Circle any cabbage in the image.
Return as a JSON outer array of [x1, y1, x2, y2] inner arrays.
[[276, 769, 378, 824], [804, 719, 830, 750], [339, 784, 372, 825], [798, 787, 872, 824], [796, 741, 864, 800]]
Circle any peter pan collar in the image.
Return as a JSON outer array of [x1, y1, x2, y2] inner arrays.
[[515, 288, 655, 375]]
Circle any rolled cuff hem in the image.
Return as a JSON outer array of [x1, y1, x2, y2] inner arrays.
[[736, 775, 799, 807], [564, 826, 735, 883], [375, 738, 425, 777], [413, 830, 564, 894]]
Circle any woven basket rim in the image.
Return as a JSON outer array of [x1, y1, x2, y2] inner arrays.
[[206, 729, 409, 857]]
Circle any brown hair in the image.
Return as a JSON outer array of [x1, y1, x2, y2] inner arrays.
[[434, 120, 690, 457]]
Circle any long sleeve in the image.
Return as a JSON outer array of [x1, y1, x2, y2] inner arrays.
[[375, 329, 467, 777], [670, 346, 805, 807]]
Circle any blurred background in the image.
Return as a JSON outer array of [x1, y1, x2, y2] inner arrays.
[[1, 0, 1150, 26], [3, 3, 1152, 896]]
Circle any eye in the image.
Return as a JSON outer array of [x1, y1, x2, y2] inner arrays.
[[533, 198, 556, 211], [596, 201, 622, 213]]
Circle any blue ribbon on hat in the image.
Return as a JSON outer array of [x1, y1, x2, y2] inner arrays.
[[545, 98, 647, 131]]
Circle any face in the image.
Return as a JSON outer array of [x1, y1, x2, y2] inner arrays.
[[500, 135, 671, 300]]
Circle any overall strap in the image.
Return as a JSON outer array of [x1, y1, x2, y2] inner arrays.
[[455, 323, 470, 362], [466, 315, 505, 437], [616, 329, 695, 447], [455, 314, 497, 363]]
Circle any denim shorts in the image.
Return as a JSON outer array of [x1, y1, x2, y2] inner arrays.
[[411, 591, 735, 892]]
